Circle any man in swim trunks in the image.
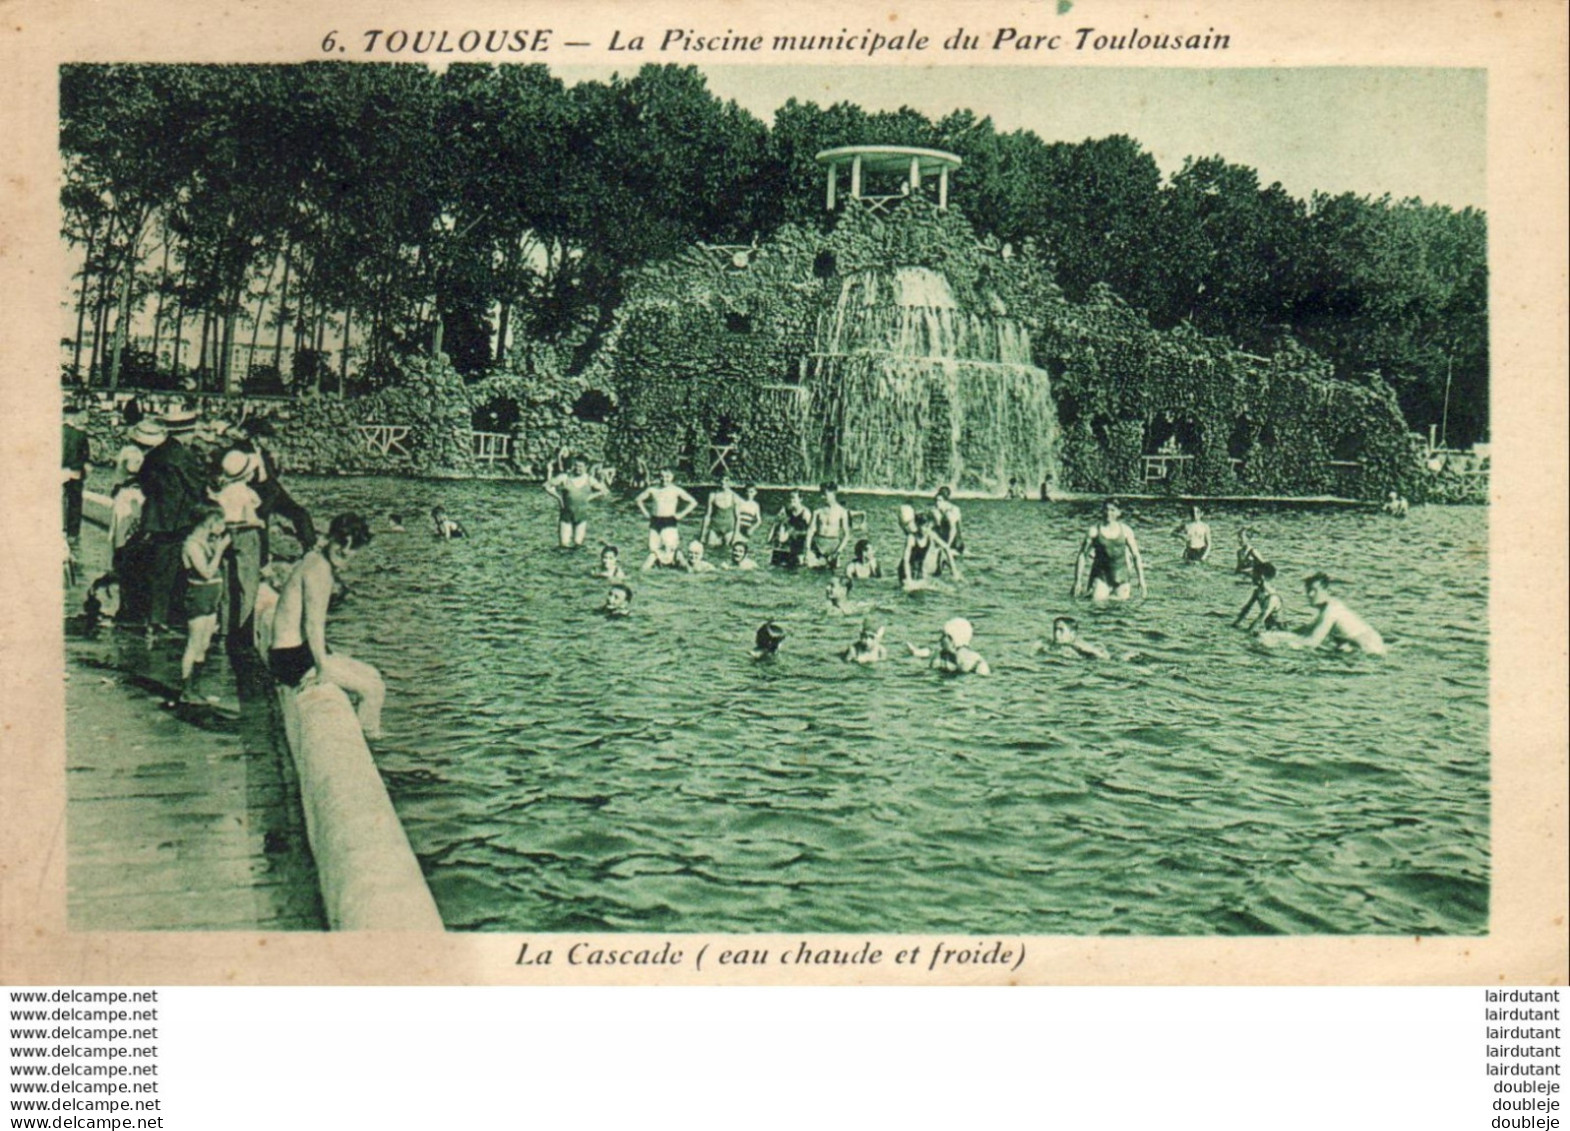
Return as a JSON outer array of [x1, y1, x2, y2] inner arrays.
[[1174, 505, 1212, 563], [545, 456, 609, 548], [634, 469, 698, 557], [266, 513, 385, 738], [1292, 572, 1386, 655], [700, 476, 744, 547], [1073, 498, 1147, 602], [809, 482, 852, 568]]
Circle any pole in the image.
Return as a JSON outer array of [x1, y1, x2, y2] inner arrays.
[[1440, 350, 1453, 449]]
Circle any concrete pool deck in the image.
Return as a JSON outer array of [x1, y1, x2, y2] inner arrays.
[[66, 505, 325, 931]]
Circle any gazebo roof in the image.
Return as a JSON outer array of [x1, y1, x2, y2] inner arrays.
[[814, 145, 963, 175]]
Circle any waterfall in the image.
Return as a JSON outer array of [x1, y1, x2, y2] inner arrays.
[[800, 267, 1058, 492]]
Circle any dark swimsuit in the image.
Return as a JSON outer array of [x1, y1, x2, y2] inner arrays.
[[268, 643, 316, 687], [558, 479, 596, 525], [650, 515, 678, 532], [1089, 526, 1132, 588], [183, 577, 222, 620]]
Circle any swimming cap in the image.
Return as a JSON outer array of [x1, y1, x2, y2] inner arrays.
[[943, 617, 973, 648], [898, 504, 916, 527], [689, 540, 704, 556]]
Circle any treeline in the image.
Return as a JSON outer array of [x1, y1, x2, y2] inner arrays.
[[61, 62, 1488, 444]]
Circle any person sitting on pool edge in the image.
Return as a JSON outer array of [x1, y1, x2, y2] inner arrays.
[[266, 512, 385, 738], [907, 617, 990, 675], [1273, 572, 1386, 655]]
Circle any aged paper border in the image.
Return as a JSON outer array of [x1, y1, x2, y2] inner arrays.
[[1, 0, 1564, 986]]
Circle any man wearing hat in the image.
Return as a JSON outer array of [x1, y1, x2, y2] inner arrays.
[[129, 412, 207, 630]]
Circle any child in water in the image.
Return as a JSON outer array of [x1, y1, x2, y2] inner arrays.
[[906, 617, 990, 675], [601, 583, 633, 618], [1234, 561, 1285, 633], [825, 575, 873, 616], [752, 621, 786, 660], [842, 621, 888, 664], [1235, 528, 1263, 575], [432, 506, 466, 539], [593, 545, 627, 581]]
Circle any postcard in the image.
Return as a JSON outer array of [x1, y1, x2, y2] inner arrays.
[[1, 0, 1564, 985]]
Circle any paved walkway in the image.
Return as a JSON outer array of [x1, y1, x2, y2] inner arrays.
[[66, 490, 324, 930]]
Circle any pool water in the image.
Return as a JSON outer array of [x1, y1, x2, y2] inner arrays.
[[288, 479, 1489, 935]]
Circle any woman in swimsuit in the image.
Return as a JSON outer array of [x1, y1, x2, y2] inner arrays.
[[701, 477, 743, 547], [1073, 498, 1147, 602], [769, 491, 813, 568], [735, 485, 763, 540]]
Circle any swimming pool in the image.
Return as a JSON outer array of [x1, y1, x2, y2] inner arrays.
[[288, 479, 1489, 935]]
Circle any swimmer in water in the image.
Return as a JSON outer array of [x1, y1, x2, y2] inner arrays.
[[686, 540, 717, 573], [593, 545, 627, 581], [1035, 615, 1109, 660], [601, 583, 633, 618], [824, 575, 874, 616], [841, 621, 888, 664], [1289, 572, 1386, 655], [432, 506, 466, 539], [809, 482, 852, 569], [844, 538, 881, 581], [1233, 560, 1285, 633], [1174, 505, 1212, 563], [1073, 498, 1146, 602], [544, 456, 609, 548], [700, 476, 743, 547], [634, 469, 699, 560], [1382, 491, 1410, 517], [906, 616, 990, 675], [752, 621, 786, 660], [724, 539, 758, 570]]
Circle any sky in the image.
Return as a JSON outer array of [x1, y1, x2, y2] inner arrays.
[[553, 66, 1487, 211]]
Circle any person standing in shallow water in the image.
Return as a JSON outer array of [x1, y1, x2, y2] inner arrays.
[[266, 513, 386, 738], [1073, 498, 1147, 602], [544, 456, 608, 548], [1174, 504, 1212, 563], [635, 469, 699, 559]]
